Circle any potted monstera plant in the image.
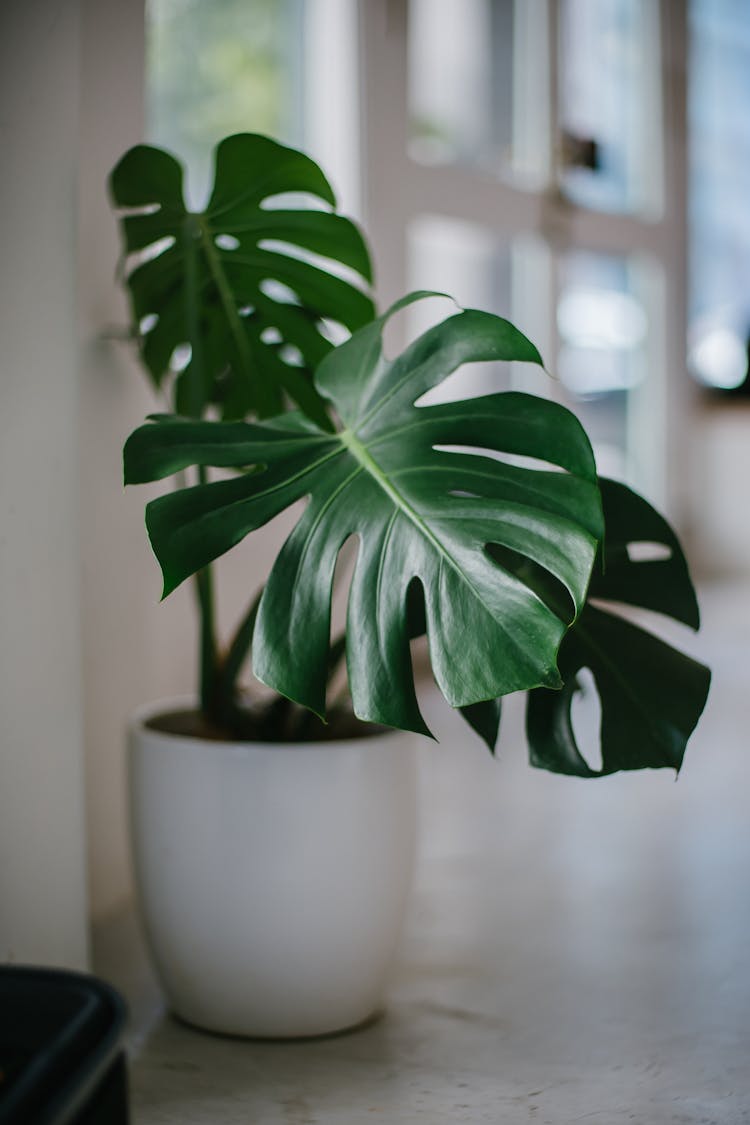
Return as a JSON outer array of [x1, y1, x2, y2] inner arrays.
[[111, 134, 710, 1039]]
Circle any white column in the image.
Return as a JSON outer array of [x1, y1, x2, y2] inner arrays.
[[358, 0, 411, 313], [0, 0, 89, 969], [304, 0, 362, 218], [77, 0, 168, 923]]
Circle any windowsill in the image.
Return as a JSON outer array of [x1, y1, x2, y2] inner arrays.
[[94, 584, 750, 1123]]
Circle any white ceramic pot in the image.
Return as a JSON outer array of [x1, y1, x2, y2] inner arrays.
[[128, 701, 417, 1038]]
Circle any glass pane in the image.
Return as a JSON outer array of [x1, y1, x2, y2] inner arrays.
[[688, 0, 750, 394], [408, 215, 513, 400], [558, 0, 660, 215], [146, 0, 304, 207], [557, 251, 651, 485], [408, 0, 545, 183]]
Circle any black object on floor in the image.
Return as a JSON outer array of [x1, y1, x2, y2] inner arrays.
[[0, 966, 129, 1125]]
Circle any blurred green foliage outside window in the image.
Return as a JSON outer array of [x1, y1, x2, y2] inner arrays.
[[146, 0, 304, 207]]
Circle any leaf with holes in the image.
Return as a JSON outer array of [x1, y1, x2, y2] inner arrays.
[[525, 478, 710, 776], [124, 294, 604, 736], [110, 133, 374, 424]]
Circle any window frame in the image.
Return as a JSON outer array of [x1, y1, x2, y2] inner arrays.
[[357, 0, 690, 519]]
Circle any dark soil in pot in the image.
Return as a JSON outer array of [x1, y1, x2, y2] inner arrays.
[[145, 699, 390, 744]]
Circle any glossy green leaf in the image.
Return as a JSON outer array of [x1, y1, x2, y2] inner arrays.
[[110, 133, 373, 422], [125, 295, 603, 736], [525, 479, 710, 776]]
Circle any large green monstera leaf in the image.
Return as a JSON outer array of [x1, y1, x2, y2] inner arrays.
[[125, 295, 604, 736], [110, 133, 373, 423], [526, 478, 710, 776]]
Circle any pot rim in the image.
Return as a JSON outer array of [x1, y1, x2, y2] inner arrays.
[[128, 695, 401, 753]]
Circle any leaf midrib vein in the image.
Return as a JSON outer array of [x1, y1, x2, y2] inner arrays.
[[375, 511, 400, 667], [339, 428, 499, 622], [196, 217, 256, 382]]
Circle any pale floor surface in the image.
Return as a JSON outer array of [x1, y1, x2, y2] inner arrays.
[[95, 583, 750, 1124]]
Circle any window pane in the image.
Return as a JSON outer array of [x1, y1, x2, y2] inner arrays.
[[408, 0, 546, 184], [558, 0, 660, 215], [146, 0, 304, 207], [557, 251, 651, 485], [688, 0, 750, 393]]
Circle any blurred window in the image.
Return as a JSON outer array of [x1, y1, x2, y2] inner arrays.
[[557, 251, 652, 483], [387, 0, 674, 505], [688, 0, 750, 394], [408, 0, 521, 178], [558, 0, 662, 216], [408, 0, 662, 214]]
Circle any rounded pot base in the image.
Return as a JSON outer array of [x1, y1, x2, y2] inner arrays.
[[129, 700, 417, 1039], [170, 1005, 386, 1043]]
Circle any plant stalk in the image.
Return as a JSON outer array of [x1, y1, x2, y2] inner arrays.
[[194, 468, 219, 717], [183, 214, 220, 717], [213, 587, 263, 728]]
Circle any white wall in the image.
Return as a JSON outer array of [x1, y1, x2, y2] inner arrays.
[[0, 0, 196, 948], [0, 0, 89, 969], [77, 0, 172, 922]]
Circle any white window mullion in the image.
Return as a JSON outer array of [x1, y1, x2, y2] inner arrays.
[[512, 0, 555, 188], [359, 0, 412, 315], [304, 0, 362, 217], [658, 0, 690, 523], [511, 234, 558, 398]]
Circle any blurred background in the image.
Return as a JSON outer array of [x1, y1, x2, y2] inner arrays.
[[1, 0, 748, 971]]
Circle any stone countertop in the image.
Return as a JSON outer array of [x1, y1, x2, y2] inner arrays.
[[95, 584, 750, 1124]]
